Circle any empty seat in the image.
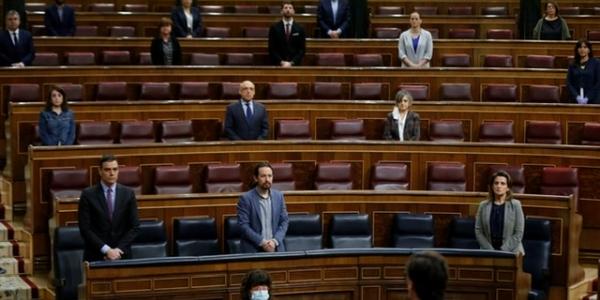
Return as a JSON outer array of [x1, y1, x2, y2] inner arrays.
[[271, 163, 296, 191], [109, 26, 135, 37], [397, 85, 428, 100], [377, 6, 404, 15], [234, 5, 259, 13], [486, 29, 514, 39], [77, 121, 113, 145], [481, 6, 508, 15], [31, 25, 46, 36], [353, 54, 384, 66], [119, 120, 156, 144], [102, 50, 131, 65], [55, 84, 84, 102], [479, 121, 514, 143], [582, 122, 600, 145], [154, 165, 193, 194], [588, 30, 600, 41], [560, 6, 580, 15], [540, 167, 578, 197], [131, 221, 167, 259], [427, 162, 467, 191], [224, 53, 254, 65], [331, 119, 365, 140], [96, 82, 127, 101], [523, 218, 552, 300], [122, 4, 148, 12], [74, 25, 98, 37], [49, 169, 89, 200], [441, 54, 471, 67], [275, 120, 311, 140], [303, 5, 317, 14], [314, 162, 353, 190], [221, 82, 241, 99], [526, 121, 562, 144], [483, 84, 518, 102], [313, 82, 343, 99], [88, 3, 115, 12], [524, 85, 560, 103], [54, 226, 84, 300], [427, 28, 440, 39], [174, 217, 220, 256], [370, 163, 409, 190], [447, 217, 479, 249], [26, 2, 46, 11], [448, 6, 473, 15], [351, 83, 383, 100], [204, 163, 243, 193], [316, 53, 346, 66], [138, 52, 152, 65], [189, 53, 220, 65], [440, 83, 472, 101], [7, 84, 40, 102], [484, 54, 513, 67], [284, 214, 323, 251], [413, 6, 438, 15], [139, 82, 172, 100], [267, 5, 281, 14], [429, 120, 465, 142], [200, 5, 224, 13], [117, 166, 142, 195], [373, 27, 401, 39], [65, 52, 95, 65], [448, 28, 476, 39], [32, 52, 59, 66], [205, 27, 230, 38], [329, 214, 372, 248], [242, 27, 269, 38], [267, 82, 298, 99], [391, 213, 434, 248], [161, 120, 194, 143], [179, 82, 210, 99], [224, 216, 242, 254], [525, 55, 555, 68], [487, 165, 525, 193]]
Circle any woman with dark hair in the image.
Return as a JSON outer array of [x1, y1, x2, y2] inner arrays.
[[532, 1, 571, 40], [151, 17, 182, 65], [398, 11, 433, 68], [240, 269, 272, 300], [383, 90, 420, 141], [171, 0, 203, 38], [38, 86, 75, 146], [567, 39, 600, 104], [475, 171, 525, 254]]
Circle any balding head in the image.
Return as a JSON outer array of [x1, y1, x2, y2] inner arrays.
[[239, 80, 256, 102]]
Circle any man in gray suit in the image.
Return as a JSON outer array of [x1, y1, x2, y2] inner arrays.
[[224, 80, 269, 140]]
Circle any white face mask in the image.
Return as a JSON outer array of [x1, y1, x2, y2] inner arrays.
[[251, 290, 269, 300]]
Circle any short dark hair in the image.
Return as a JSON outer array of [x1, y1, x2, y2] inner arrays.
[[406, 251, 448, 300], [545, 1, 560, 16], [159, 17, 172, 28], [574, 39, 594, 66], [488, 170, 513, 201], [99, 154, 118, 167], [281, 0, 294, 8], [45, 86, 69, 111], [240, 269, 272, 300], [253, 162, 273, 177]]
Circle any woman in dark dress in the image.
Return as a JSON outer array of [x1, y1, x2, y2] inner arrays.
[[567, 39, 600, 104], [532, 1, 571, 40], [171, 0, 203, 38], [150, 17, 182, 65], [38, 86, 75, 146]]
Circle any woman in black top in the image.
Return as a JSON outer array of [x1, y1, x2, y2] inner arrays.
[[567, 40, 600, 104], [532, 1, 571, 40], [150, 17, 182, 65]]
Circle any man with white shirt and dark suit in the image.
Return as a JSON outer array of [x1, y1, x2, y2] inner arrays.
[[317, 0, 351, 38], [224, 80, 269, 140], [0, 10, 35, 67], [44, 0, 76, 36], [268, 1, 306, 67]]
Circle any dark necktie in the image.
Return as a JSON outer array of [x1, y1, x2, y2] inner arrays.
[[12, 32, 18, 46], [285, 23, 291, 40], [106, 188, 113, 220], [245, 102, 253, 120]]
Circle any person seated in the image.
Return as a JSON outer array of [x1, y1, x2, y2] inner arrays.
[[171, 0, 203, 38], [398, 12, 433, 68], [151, 17, 182, 65], [532, 1, 571, 40], [0, 10, 35, 67], [317, 0, 351, 39], [44, 0, 76, 36], [567, 39, 600, 104], [38, 86, 76, 146], [268, 1, 306, 67], [383, 90, 421, 141]]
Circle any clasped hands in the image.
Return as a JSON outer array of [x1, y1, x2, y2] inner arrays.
[[260, 239, 277, 252], [104, 248, 124, 260]]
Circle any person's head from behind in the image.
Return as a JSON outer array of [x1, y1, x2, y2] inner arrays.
[[99, 154, 119, 186], [5, 10, 20, 31], [394, 90, 414, 113], [574, 39, 593, 64], [46, 86, 69, 111], [409, 12, 422, 29], [240, 269, 271, 300], [159, 17, 173, 37], [488, 170, 513, 201], [544, 1, 559, 17], [253, 162, 273, 192], [239, 80, 256, 102], [281, 1, 295, 19], [406, 251, 448, 300]]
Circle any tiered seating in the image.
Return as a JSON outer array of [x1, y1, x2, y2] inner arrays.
[[329, 214, 372, 248], [131, 221, 168, 259], [173, 217, 220, 256], [427, 162, 466, 191], [391, 214, 435, 248], [284, 214, 323, 251]]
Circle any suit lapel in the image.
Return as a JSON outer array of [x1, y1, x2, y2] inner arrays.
[[95, 184, 111, 220], [482, 201, 492, 238]]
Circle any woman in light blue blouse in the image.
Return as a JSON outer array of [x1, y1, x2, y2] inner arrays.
[[38, 86, 75, 146]]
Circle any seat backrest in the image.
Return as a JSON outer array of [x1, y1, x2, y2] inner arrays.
[[102, 50, 131, 65], [427, 162, 466, 191], [205, 27, 230, 38], [179, 82, 210, 100], [161, 120, 194, 143], [275, 119, 311, 140], [486, 165, 525, 193], [74, 25, 98, 37], [523, 218, 552, 295], [55, 84, 84, 102], [225, 53, 254, 65], [77, 121, 113, 145], [351, 83, 383, 100], [109, 26, 135, 37], [448, 6, 473, 15], [117, 166, 142, 195], [119, 120, 156, 144], [377, 6, 404, 15], [267, 82, 298, 99], [131, 220, 168, 258], [440, 83, 472, 100], [271, 162, 296, 191], [391, 213, 434, 248], [526, 121, 562, 144], [560, 6, 580, 15], [447, 217, 479, 249], [316, 53, 346, 66], [313, 82, 343, 99], [224, 216, 242, 254], [448, 28, 477, 39], [33, 52, 59, 66], [174, 217, 220, 256], [65, 51, 96, 65], [204, 163, 243, 193], [284, 214, 323, 251], [88, 3, 115, 12], [582, 122, 600, 145], [481, 6, 508, 15], [588, 30, 600, 41], [524, 85, 560, 103], [189, 53, 220, 65], [329, 214, 372, 248], [242, 26, 269, 38], [96, 81, 127, 100], [49, 169, 89, 200], [486, 29, 513, 39], [429, 120, 465, 142], [154, 165, 193, 194], [484, 54, 513, 67], [373, 27, 401, 38], [221, 82, 241, 99], [8, 84, 40, 102], [540, 167, 578, 197], [54, 226, 85, 300], [200, 5, 225, 13], [353, 54, 384, 66], [140, 82, 172, 100], [234, 4, 259, 13], [483, 84, 518, 102], [478, 121, 514, 143], [314, 162, 353, 190], [330, 119, 365, 140], [414, 6, 438, 15], [370, 163, 409, 190], [397, 85, 429, 100], [122, 4, 148, 12], [441, 54, 471, 67], [525, 55, 555, 68]]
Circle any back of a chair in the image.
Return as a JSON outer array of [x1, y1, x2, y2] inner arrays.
[[397, 85, 429, 100], [526, 121, 562, 144], [140, 82, 172, 100], [448, 218, 479, 249], [441, 54, 471, 67], [204, 163, 243, 193], [525, 85, 560, 103], [523, 218, 552, 299], [96, 81, 127, 101], [313, 82, 343, 99], [427, 162, 467, 191], [154, 165, 193, 194], [582, 122, 600, 145], [391, 214, 435, 248], [484, 54, 513, 67], [525, 55, 555, 68], [131, 221, 168, 258], [330, 119, 366, 140], [540, 167, 578, 197], [33, 52, 59, 66], [314, 162, 353, 190], [224, 53, 253, 65], [329, 214, 372, 248], [77, 121, 113, 145], [370, 163, 409, 190], [49, 169, 89, 200], [353, 54, 384, 66], [179, 82, 210, 100], [483, 84, 518, 102], [174, 217, 220, 256], [56, 84, 84, 102], [275, 120, 311, 140], [478, 121, 514, 143], [225, 216, 242, 254], [102, 50, 131, 65], [161, 120, 194, 143], [440, 83, 472, 101], [267, 82, 298, 99], [119, 120, 156, 144], [351, 83, 383, 100], [8, 83, 40, 102], [117, 166, 142, 195], [54, 226, 85, 300], [429, 120, 465, 142], [316, 53, 346, 66], [65, 51, 96, 65], [486, 29, 513, 39], [189, 53, 220, 65], [284, 214, 323, 251], [271, 163, 296, 191]]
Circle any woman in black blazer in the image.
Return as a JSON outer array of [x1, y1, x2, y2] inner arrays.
[[171, 0, 203, 38], [383, 90, 421, 141], [150, 18, 182, 65]]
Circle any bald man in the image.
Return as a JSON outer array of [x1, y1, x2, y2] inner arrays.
[[224, 81, 269, 140]]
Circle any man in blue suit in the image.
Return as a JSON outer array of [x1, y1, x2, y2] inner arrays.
[[224, 80, 269, 140], [317, 0, 351, 38], [44, 0, 76, 36], [237, 162, 289, 253], [0, 10, 35, 67]]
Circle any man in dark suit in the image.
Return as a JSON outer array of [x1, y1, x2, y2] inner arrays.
[[170, 0, 203, 38], [0, 10, 35, 67], [317, 0, 351, 38], [268, 1, 306, 67], [224, 80, 269, 140], [78, 154, 140, 262], [237, 162, 289, 253], [44, 0, 76, 36]]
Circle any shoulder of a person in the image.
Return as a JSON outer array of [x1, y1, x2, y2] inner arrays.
[[409, 111, 420, 118], [509, 198, 522, 206], [478, 199, 490, 206], [116, 183, 135, 194]]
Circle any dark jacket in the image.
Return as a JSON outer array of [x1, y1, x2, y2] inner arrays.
[[224, 100, 269, 140], [44, 4, 76, 36], [150, 36, 182, 65], [0, 29, 35, 66], [268, 20, 306, 66], [317, 0, 351, 38], [170, 6, 203, 38], [567, 57, 600, 104], [383, 110, 421, 141]]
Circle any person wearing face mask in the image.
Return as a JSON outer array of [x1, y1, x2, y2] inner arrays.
[[38, 86, 76, 146], [240, 269, 272, 300], [383, 90, 420, 141], [567, 39, 600, 104]]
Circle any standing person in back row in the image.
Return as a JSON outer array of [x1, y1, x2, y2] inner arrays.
[[224, 80, 269, 140], [317, 0, 351, 38], [567, 39, 600, 104], [171, 0, 202, 38], [398, 12, 432, 68], [44, 0, 76, 36], [0, 10, 35, 67], [268, 1, 306, 67]]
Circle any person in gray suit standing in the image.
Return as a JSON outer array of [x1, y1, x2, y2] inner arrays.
[[398, 12, 433, 68], [224, 80, 269, 140], [383, 90, 420, 141], [475, 170, 525, 254]]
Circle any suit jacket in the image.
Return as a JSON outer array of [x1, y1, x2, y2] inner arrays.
[[171, 6, 203, 38], [317, 0, 351, 38], [44, 4, 76, 36], [382, 110, 420, 141], [566, 57, 600, 104], [268, 20, 306, 66], [0, 29, 35, 66], [475, 199, 525, 254], [150, 36, 182, 65], [237, 188, 289, 253], [398, 29, 433, 67], [224, 100, 269, 140], [78, 183, 140, 261]]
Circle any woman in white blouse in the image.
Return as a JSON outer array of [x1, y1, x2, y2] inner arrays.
[[383, 90, 421, 141], [398, 12, 433, 68]]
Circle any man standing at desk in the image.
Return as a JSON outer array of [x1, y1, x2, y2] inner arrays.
[[0, 10, 35, 67], [224, 80, 269, 140], [268, 1, 306, 67]]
